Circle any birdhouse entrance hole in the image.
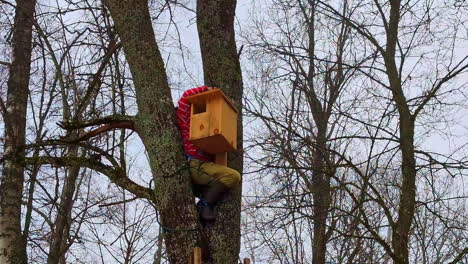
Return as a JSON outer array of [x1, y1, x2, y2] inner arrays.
[[192, 102, 206, 114]]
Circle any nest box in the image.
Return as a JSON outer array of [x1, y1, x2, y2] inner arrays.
[[185, 88, 238, 154]]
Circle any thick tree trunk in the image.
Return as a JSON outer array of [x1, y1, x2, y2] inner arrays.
[[196, 0, 244, 262], [104, 0, 243, 262], [103, 1, 201, 263], [0, 0, 36, 263]]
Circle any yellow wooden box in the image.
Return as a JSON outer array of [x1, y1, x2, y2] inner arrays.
[[185, 88, 238, 154]]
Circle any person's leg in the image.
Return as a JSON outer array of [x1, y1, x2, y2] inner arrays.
[[194, 161, 241, 187], [189, 159, 218, 221], [189, 159, 241, 221], [189, 159, 211, 199], [189, 159, 214, 185], [189, 159, 241, 187]]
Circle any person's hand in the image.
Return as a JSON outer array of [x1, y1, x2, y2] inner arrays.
[[207, 86, 216, 90]]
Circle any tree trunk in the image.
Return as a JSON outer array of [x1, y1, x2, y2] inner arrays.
[[0, 0, 36, 263], [103, 0, 201, 263], [311, 127, 331, 264], [385, 2, 417, 263], [196, 0, 244, 262], [305, 3, 333, 261], [386, 61, 416, 264], [47, 157, 81, 264], [392, 116, 416, 264]]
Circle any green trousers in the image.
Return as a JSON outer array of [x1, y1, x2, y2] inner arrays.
[[189, 159, 241, 188]]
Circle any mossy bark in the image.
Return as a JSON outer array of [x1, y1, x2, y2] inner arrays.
[[104, 1, 201, 263], [197, 0, 244, 262], [0, 0, 36, 263]]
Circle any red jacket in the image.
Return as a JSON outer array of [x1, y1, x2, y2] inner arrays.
[[176, 86, 214, 162]]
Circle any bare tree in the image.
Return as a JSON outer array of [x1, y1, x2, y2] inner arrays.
[[314, 1, 468, 263], [3, 0, 166, 263], [242, 0, 468, 263], [241, 0, 363, 263]]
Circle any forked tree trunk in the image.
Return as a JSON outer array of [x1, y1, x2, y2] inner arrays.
[[304, 3, 334, 262], [104, 0, 244, 262], [0, 1, 36, 263]]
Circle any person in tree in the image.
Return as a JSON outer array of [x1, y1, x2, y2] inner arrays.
[[176, 86, 241, 222]]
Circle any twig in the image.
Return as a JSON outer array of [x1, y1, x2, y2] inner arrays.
[[0, 60, 11, 67], [58, 114, 137, 130], [99, 197, 138, 207], [0, 0, 15, 8]]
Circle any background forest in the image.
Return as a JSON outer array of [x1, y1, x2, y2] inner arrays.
[[0, 0, 467, 263]]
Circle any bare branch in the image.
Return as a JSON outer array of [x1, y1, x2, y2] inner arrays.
[[0, 60, 11, 67], [23, 156, 154, 201], [76, 120, 136, 141], [58, 115, 137, 142], [75, 40, 123, 117], [0, 0, 15, 8], [58, 114, 137, 130], [413, 56, 468, 117], [98, 197, 138, 207], [448, 247, 468, 264]]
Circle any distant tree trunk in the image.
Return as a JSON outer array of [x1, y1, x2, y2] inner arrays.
[[311, 126, 332, 264], [385, 3, 416, 263], [103, 0, 200, 263], [196, 0, 244, 262], [304, 3, 332, 263], [47, 159, 81, 264], [0, 0, 36, 263]]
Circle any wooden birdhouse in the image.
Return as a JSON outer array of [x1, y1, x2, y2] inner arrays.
[[185, 88, 238, 164]]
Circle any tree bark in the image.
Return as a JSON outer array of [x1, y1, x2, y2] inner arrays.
[[196, 0, 244, 262], [0, 0, 36, 263], [103, 1, 201, 263]]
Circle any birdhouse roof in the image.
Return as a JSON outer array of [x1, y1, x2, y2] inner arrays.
[[185, 88, 238, 113]]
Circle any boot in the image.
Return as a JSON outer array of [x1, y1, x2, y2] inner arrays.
[[197, 181, 229, 221], [197, 199, 215, 221]]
